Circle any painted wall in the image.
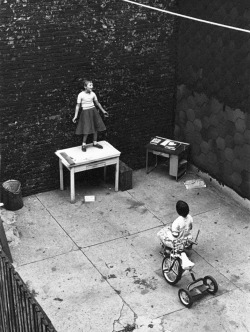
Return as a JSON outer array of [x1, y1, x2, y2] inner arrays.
[[175, 0, 250, 199], [0, 0, 178, 196]]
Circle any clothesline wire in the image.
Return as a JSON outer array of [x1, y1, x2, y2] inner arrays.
[[122, 0, 250, 34]]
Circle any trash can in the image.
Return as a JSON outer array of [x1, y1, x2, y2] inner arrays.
[[2, 180, 23, 211]]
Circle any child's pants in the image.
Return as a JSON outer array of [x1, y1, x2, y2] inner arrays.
[[157, 226, 174, 248], [157, 226, 193, 249]]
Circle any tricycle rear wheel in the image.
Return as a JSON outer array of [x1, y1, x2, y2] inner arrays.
[[178, 288, 193, 308], [203, 275, 218, 294]]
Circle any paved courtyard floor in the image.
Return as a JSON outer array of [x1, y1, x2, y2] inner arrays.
[[7, 166, 250, 332]]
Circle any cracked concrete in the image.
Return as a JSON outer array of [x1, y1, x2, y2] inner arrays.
[[4, 167, 250, 332]]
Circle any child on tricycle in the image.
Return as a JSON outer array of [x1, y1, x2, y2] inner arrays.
[[157, 200, 193, 250], [158, 201, 218, 307]]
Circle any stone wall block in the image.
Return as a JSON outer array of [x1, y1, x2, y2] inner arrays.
[[200, 141, 209, 154], [193, 118, 202, 131], [179, 110, 187, 124], [210, 97, 223, 114], [244, 129, 250, 142], [186, 108, 195, 122], [224, 148, 235, 162], [177, 84, 191, 100], [187, 95, 196, 109], [223, 161, 234, 177], [233, 145, 243, 159], [209, 114, 219, 127], [242, 143, 250, 158], [186, 120, 195, 134], [230, 172, 242, 188], [177, 99, 188, 112], [234, 108, 245, 120], [216, 137, 225, 150], [174, 124, 181, 138], [193, 131, 203, 145], [202, 116, 210, 129], [225, 106, 235, 122], [207, 126, 219, 139], [193, 92, 209, 106], [235, 118, 246, 133], [207, 151, 217, 165], [225, 135, 235, 148], [239, 170, 250, 197], [232, 159, 244, 173], [233, 132, 245, 145]]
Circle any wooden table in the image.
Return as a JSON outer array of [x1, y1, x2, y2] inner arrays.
[[55, 141, 121, 202], [145, 138, 190, 180]]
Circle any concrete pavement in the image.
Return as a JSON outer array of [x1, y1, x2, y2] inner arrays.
[[6, 166, 250, 332]]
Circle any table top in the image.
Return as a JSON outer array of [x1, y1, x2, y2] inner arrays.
[[146, 138, 190, 155], [55, 141, 121, 167]]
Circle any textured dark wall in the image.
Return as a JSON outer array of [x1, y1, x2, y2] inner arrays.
[[0, 0, 178, 196], [175, 0, 250, 199]]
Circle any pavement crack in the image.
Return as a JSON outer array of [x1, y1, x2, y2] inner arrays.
[[112, 302, 125, 332]]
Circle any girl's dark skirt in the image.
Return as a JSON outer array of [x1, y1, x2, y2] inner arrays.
[[75, 107, 106, 135]]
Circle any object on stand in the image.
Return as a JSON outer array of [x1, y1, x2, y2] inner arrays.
[[2, 180, 23, 211], [146, 137, 190, 181], [119, 160, 133, 191]]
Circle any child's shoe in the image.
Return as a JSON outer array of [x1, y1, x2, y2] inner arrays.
[[163, 248, 171, 258], [82, 145, 86, 152], [93, 143, 103, 149]]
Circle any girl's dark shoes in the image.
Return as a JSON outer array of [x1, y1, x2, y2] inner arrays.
[[81, 143, 103, 151], [93, 143, 103, 149]]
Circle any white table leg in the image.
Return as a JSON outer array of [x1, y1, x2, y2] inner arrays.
[[104, 166, 107, 182], [59, 160, 64, 190], [70, 168, 75, 203], [115, 158, 119, 191]]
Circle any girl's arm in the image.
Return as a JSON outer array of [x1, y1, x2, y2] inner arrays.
[[94, 100, 109, 117], [72, 103, 80, 123]]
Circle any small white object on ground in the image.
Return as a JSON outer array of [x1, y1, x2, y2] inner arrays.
[[84, 196, 95, 202], [184, 179, 206, 189]]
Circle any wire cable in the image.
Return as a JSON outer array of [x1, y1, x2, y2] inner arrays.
[[122, 0, 250, 34]]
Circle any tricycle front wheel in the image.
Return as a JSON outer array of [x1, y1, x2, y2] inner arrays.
[[162, 257, 182, 285]]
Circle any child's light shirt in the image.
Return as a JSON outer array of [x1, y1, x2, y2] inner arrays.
[[172, 214, 193, 239], [77, 91, 97, 110]]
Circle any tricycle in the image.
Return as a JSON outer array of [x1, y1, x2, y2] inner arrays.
[[161, 231, 218, 308]]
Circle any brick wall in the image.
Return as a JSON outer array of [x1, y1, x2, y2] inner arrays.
[[175, 0, 250, 199], [0, 0, 178, 196]]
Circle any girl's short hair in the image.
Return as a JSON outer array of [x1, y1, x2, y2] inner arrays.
[[176, 200, 189, 217], [83, 79, 92, 88]]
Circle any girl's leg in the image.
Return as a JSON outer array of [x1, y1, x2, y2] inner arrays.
[[93, 132, 103, 149], [82, 134, 88, 144], [93, 132, 97, 142], [82, 134, 88, 152]]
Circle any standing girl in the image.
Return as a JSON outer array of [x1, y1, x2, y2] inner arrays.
[[72, 80, 108, 152]]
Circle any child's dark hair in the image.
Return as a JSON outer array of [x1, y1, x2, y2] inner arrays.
[[176, 200, 189, 217], [83, 79, 92, 88]]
